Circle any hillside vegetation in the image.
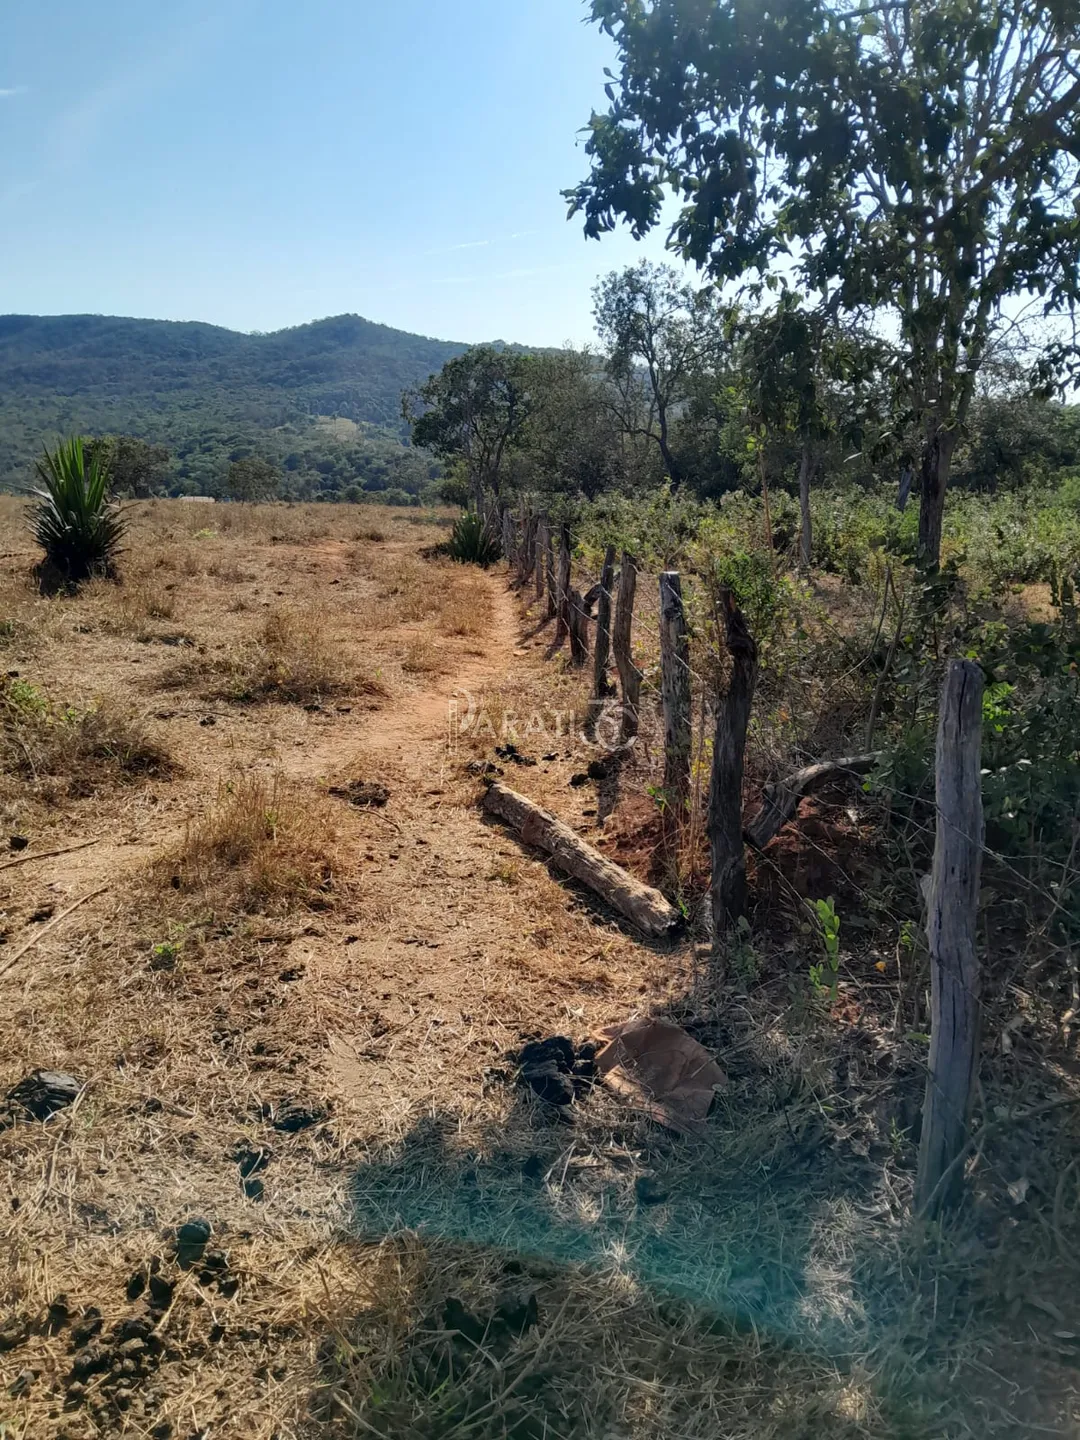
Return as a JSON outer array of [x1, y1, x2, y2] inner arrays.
[[0, 312, 467, 499]]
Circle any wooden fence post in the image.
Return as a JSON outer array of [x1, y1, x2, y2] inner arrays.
[[519, 508, 537, 586], [501, 506, 513, 568], [612, 552, 643, 742], [555, 523, 572, 646], [916, 659, 984, 1218], [659, 571, 692, 814], [544, 521, 557, 619], [588, 544, 617, 726], [568, 588, 590, 666], [534, 519, 547, 602], [708, 590, 758, 941]]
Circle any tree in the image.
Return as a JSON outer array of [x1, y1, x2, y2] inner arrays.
[[227, 456, 280, 503], [738, 300, 891, 568], [85, 435, 170, 499], [568, 0, 1080, 567], [593, 263, 715, 489], [510, 349, 624, 499], [402, 346, 532, 510]]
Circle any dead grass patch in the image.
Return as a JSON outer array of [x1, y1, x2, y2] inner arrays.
[[157, 606, 387, 707], [402, 634, 447, 675], [438, 578, 491, 638], [0, 678, 172, 795], [377, 557, 439, 624], [156, 772, 346, 912]]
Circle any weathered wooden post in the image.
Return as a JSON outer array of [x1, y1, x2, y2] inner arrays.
[[500, 506, 514, 568], [544, 520, 557, 620], [519, 508, 537, 586], [707, 590, 758, 942], [568, 588, 590, 666], [916, 659, 984, 1218], [612, 552, 643, 742], [534, 518, 547, 602], [588, 544, 617, 726], [659, 571, 692, 815], [555, 523, 572, 646]]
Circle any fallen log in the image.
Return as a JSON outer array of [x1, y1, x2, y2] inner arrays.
[[482, 781, 681, 938], [744, 753, 880, 851]]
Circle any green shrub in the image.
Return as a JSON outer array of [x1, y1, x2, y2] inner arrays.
[[31, 437, 126, 586], [446, 511, 501, 567]]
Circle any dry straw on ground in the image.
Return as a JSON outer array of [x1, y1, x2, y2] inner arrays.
[[0, 500, 1075, 1440]]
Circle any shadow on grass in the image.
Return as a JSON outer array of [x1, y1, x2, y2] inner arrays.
[[317, 1049, 944, 1440]]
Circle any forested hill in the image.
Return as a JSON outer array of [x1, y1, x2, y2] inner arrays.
[[0, 313, 469, 495]]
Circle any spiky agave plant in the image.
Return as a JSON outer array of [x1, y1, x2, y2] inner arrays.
[[446, 509, 501, 567], [31, 437, 126, 585]]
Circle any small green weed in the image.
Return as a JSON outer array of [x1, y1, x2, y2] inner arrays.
[[809, 895, 841, 1002]]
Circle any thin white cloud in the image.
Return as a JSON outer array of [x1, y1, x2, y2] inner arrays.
[[432, 263, 575, 287], [423, 238, 492, 257], [422, 229, 540, 259], [0, 86, 28, 99]]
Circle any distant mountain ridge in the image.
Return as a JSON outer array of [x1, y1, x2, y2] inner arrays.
[[0, 312, 473, 491]]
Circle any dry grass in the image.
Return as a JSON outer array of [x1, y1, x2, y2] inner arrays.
[[0, 500, 1074, 1440], [156, 772, 345, 912], [401, 634, 447, 675], [0, 678, 172, 798], [243, 605, 352, 703]]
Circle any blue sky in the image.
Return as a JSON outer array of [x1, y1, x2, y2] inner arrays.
[[0, 0, 680, 346]]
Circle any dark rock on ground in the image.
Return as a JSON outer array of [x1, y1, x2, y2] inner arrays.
[[233, 1142, 272, 1178], [147, 1275, 174, 1311], [0, 1316, 29, 1351], [270, 1100, 328, 1133], [518, 1036, 578, 1106], [494, 743, 536, 767], [635, 1175, 670, 1206], [70, 1341, 113, 1380], [6, 1070, 83, 1122], [328, 780, 390, 807], [69, 1308, 103, 1348]]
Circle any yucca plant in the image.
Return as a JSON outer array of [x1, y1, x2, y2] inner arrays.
[[31, 437, 126, 585], [446, 509, 501, 567]]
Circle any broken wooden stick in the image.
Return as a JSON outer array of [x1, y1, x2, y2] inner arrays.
[[0, 885, 110, 981], [482, 781, 681, 938], [0, 837, 100, 873], [744, 753, 880, 850]]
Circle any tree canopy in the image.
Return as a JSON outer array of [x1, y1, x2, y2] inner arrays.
[[403, 346, 536, 509], [568, 0, 1080, 565]]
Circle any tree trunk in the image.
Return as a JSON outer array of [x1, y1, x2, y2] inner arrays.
[[797, 443, 813, 572], [916, 659, 984, 1218], [917, 425, 957, 570], [483, 781, 681, 937], [657, 414, 682, 489], [613, 552, 643, 742], [708, 591, 758, 941], [588, 544, 617, 726], [659, 571, 692, 815]]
